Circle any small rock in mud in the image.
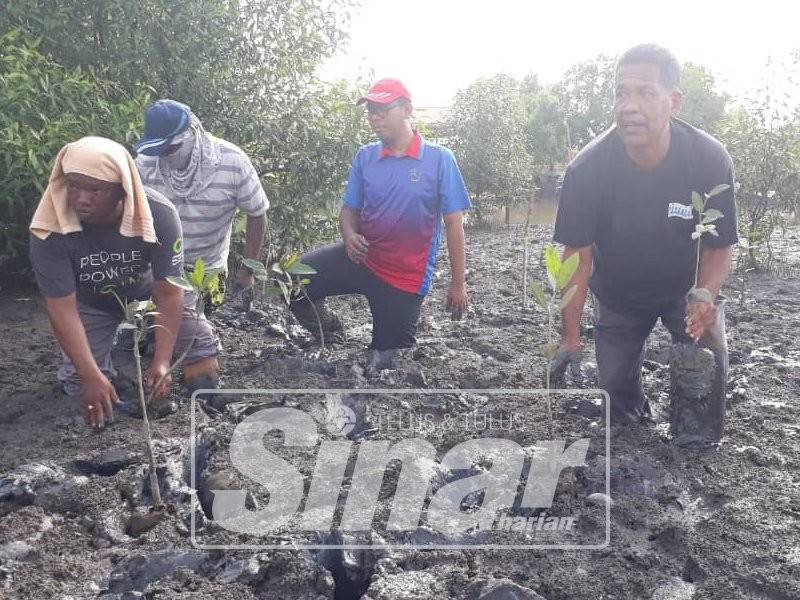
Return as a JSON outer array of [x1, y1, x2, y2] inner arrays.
[[0, 463, 88, 516], [365, 569, 447, 599], [197, 470, 257, 519], [565, 397, 603, 418], [257, 551, 335, 599], [74, 448, 139, 476], [126, 508, 166, 537], [467, 578, 548, 600], [651, 577, 695, 600], [586, 493, 613, 507], [106, 550, 209, 593], [0, 540, 36, 562], [216, 556, 261, 584]]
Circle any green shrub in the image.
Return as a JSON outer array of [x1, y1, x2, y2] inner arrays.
[[0, 28, 149, 278]]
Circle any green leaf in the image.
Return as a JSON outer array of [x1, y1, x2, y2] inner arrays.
[[701, 209, 724, 224], [241, 258, 266, 274], [688, 287, 713, 303], [277, 279, 291, 305], [287, 262, 317, 276], [531, 283, 548, 309], [128, 300, 151, 314], [559, 285, 578, 310], [707, 183, 730, 197], [544, 245, 561, 282], [190, 258, 205, 289], [543, 342, 559, 360], [707, 227, 719, 237], [556, 252, 579, 290], [281, 253, 300, 271], [202, 268, 223, 288], [691, 191, 704, 213], [166, 276, 194, 291]]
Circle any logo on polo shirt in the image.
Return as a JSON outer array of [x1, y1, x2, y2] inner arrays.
[[667, 202, 693, 220], [409, 168, 420, 183]]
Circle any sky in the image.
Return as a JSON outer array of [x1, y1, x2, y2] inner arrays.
[[319, 0, 800, 107]]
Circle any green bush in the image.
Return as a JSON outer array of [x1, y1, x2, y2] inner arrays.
[[0, 28, 149, 278], [1, 0, 368, 259]]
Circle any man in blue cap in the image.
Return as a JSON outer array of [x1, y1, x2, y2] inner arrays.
[[134, 100, 268, 308]]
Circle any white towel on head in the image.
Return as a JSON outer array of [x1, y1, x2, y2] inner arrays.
[[30, 136, 157, 242]]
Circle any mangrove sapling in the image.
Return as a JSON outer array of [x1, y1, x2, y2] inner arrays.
[[670, 184, 730, 447], [734, 238, 757, 307], [108, 258, 221, 510], [530, 245, 580, 433], [687, 184, 730, 307], [161, 257, 223, 401], [240, 254, 323, 349], [521, 188, 537, 311]]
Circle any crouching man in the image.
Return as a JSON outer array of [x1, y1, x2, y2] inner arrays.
[[290, 79, 471, 365], [29, 137, 221, 427]]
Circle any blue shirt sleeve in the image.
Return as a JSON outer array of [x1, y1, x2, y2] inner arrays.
[[343, 149, 364, 210], [439, 148, 472, 214]]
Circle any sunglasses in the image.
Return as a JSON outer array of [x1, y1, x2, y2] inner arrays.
[[366, 99, 406, 117]]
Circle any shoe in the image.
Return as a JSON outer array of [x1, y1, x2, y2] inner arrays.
[[185, 374, 237, 412]]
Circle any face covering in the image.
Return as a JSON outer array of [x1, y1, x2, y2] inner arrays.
[[163, 128, 195, 171]]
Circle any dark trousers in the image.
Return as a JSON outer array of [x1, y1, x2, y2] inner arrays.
[[594, 296, 728, 421], [290, 242, 424, 351]]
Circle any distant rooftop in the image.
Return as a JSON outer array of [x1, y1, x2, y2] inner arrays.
[[415, 106, 449, 124]]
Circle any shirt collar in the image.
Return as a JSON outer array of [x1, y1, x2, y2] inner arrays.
[[379, 130, 422, 160]]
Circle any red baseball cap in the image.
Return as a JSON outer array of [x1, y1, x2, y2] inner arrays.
[[357, 78, 412, 105]]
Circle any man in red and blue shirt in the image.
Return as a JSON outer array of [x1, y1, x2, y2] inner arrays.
[[291, 78, 471, 354]]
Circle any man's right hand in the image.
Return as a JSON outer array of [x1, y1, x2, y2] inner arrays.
[[344, 233, 369, 264], [80, 371, 119, 427], [549, 341, 583, 385]]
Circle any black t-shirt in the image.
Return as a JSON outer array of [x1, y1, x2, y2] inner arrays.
[[554, 119, 737, 315], [30, 188, 184, 314]]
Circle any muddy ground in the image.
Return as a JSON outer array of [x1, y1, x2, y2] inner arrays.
[[1, 226, 799, 600]]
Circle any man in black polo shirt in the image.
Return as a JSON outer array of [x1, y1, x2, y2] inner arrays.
[[552, 44, 737, 438]]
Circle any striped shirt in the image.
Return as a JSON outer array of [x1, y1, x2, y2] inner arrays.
[[136, 137, 268, 270]]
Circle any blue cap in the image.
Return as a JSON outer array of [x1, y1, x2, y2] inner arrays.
[[134, 99, 192, 156]]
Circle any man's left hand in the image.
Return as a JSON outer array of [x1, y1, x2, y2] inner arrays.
[[685, 300, 716, 342], [446, 281, 468, 320], [145, 360, 172, 400]]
